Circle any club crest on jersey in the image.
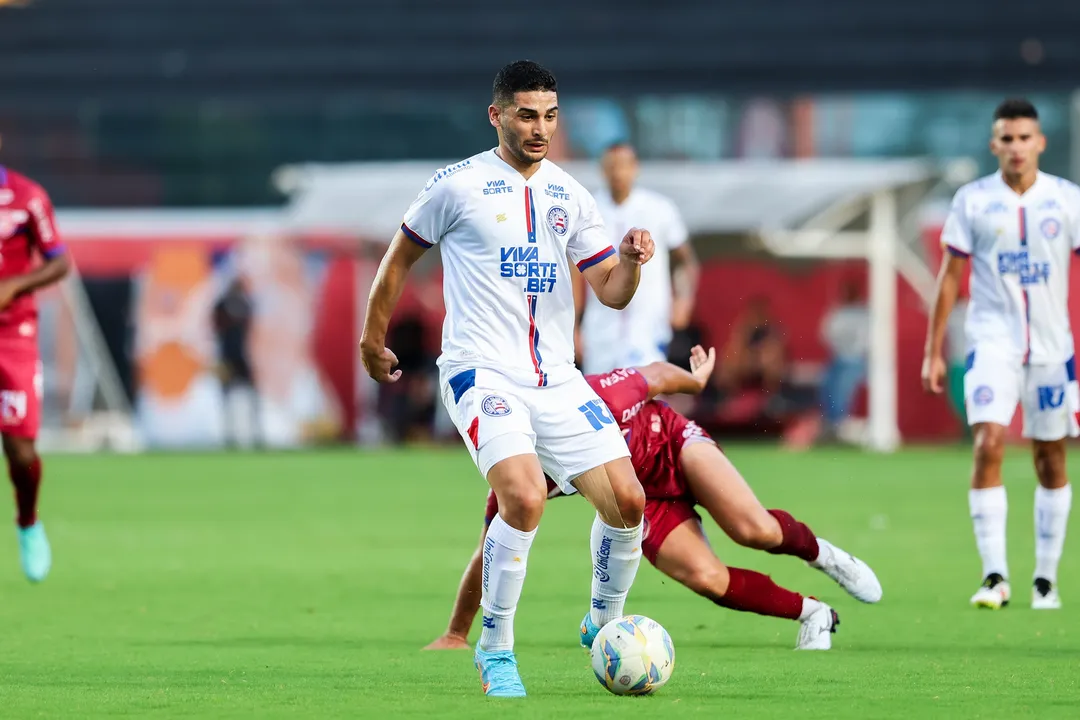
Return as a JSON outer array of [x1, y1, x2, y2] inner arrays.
[[0, 209, 28, 239], [546, 206, 569, 236], [973, 385, 994, 406], [1041, 217, 1061, 240], [481, 395, 512, 417]]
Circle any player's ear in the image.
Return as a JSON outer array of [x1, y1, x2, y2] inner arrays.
[[1038, 132, 1047, 153], [488, 104, 501, 129]]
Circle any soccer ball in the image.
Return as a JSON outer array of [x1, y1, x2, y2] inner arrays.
[[590, 614, 675, 695]]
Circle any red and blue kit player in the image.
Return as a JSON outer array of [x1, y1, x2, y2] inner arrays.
[[427, 347, 882, 652], [0, 159, 71, 582]]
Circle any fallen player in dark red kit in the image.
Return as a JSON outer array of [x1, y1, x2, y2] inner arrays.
[[426, 347, 882, 651]]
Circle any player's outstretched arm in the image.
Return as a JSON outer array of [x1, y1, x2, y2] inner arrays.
[[637, 345, 716, 399], [359, 231, 428, 383], [581, 228, 655, 310], [921, 254, 966, 394], [424, 524, 486, 651]]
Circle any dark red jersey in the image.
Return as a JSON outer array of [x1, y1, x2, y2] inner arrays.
[[0, 167, 65, 339]]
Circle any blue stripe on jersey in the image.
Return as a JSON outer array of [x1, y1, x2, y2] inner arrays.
[[527, 293, 547, 386], [1019, 207, 1027, 246], [965, 351, 976, 373], [1068, 356, 1077, 383], [525, 187, 537, 244]]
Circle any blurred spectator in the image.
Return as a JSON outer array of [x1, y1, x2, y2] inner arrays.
[[694, 296, 818, 446], [818, 280, 869, 438], [378, 316, 437, 443], [213, 276, 262, 448], [717, 296, 786, 394]]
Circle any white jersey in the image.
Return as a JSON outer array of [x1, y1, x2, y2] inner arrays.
[[402, 149, 617, 388], [942, 171, 1080, 365], [579, 188, 688, 374]]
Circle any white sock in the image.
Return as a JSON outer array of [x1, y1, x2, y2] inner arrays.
[[478, 514, 536, 653], [798, 597, 824, 621], [1034, 484, 1072, 584], [589, 514, 643, 627], [969, 486, 1009, 580]]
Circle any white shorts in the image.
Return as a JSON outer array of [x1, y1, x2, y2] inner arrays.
[[440, 367, 631, 492], [963, 347, 1080, 441]]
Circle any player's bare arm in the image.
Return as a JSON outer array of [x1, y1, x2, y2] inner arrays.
[[669, 243, 700, 330], [0, 251, 69, 311], [637, 345, 716, 399], [425, 524, 487, 650], [580, 228, 655, 310], [921, 253, 967, 394], [359, 231, 428, 383]]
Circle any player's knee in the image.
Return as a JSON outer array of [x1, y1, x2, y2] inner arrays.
[[973, 426, 1005, 469], [495, 482, 547, 529], [1, 437, 36, 470], [728, 513, 782, 550], [684, 564, 730, 597], [1034, 442, 1068, 488], [612, 478, 645, 528]]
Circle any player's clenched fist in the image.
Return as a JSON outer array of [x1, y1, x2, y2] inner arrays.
[[619, 228, 655, 265], [360, 342, 402, 383], [921, 354, 946, 394]]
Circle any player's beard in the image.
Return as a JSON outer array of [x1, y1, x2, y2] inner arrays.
[[503, 125, 548, 166]]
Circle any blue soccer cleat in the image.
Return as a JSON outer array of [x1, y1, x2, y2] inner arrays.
[[474, 645, 526, 698], [17, 521, 51, 583], [579, 612, 602, 650]]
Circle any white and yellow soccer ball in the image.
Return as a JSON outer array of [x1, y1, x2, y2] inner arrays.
[[590, 614, 675, 695]]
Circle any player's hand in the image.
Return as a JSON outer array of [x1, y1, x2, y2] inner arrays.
[[422, 633, 471, 651], [360, 342, 402, 383], [921, 354, 947, 394], [0, 279, 19, 311], [689, 345, 716, 391], [619, 228, 655, 266]]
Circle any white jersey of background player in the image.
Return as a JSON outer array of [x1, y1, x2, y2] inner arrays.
[[360, 60, 655, 699], [577, 143, 699, 374], [923, 98, 1076, 613]]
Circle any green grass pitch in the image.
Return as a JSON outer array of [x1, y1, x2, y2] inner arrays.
[[0, 445, 1077, 718]]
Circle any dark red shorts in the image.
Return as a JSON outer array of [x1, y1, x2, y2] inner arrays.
[[641, 498, 700, 564], [632, 401, 714, 500], [0, 340, 40, 439]]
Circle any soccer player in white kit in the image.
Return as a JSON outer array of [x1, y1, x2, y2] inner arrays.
[[576, 143, 699, 374], [923, 99, 1077, 611], [360, 61, 656, 697]]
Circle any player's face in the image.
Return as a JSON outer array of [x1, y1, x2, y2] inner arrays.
[[489, 91, 558, 166], [990, 118, 1045, 178], [601, 146, 639, 198]]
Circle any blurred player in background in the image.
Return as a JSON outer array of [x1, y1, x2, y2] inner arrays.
[[576, 143, 698, 374], [360, 61, 656, 697], [0, 148, 70, 583], [426, 347, 881, 653], [923, 99, 1077, 610]]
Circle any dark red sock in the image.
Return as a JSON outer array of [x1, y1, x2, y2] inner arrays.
[[711, 567, 804, 620], [7, 457, 41, 529], [766, 509, 819, 562]]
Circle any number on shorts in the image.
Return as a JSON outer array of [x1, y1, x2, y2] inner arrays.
[[578, 399, 614, 431]]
